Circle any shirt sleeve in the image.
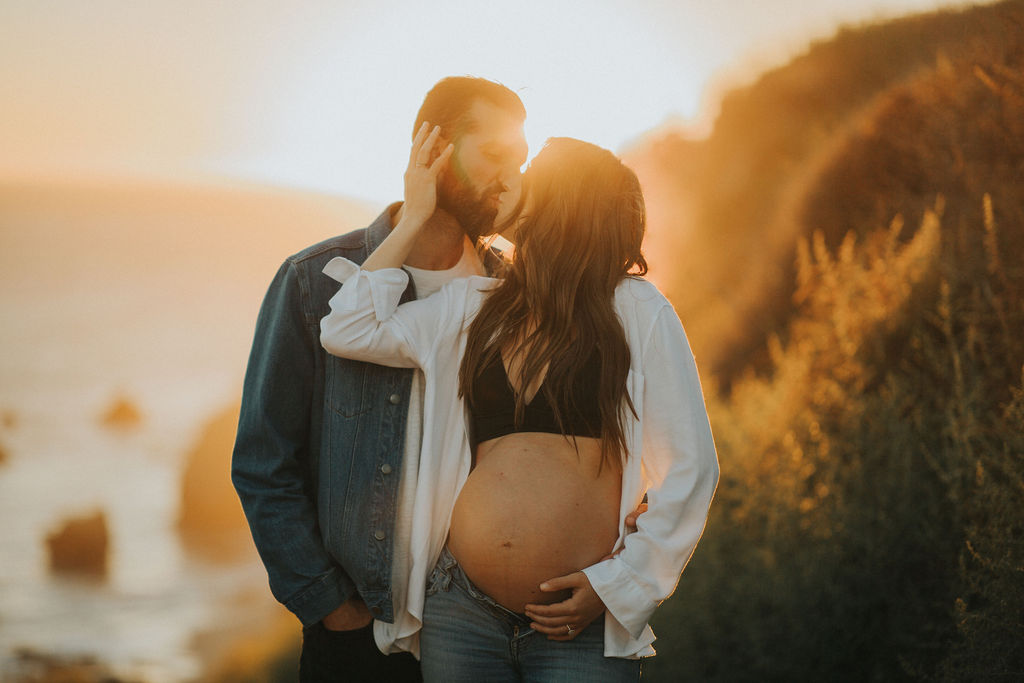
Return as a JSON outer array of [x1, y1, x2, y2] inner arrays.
[[582, 304, 720, 639], [319, 256, 447, 368], [231, 259, 358, 627]]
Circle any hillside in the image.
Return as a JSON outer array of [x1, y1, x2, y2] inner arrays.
[[625, 0, 1024, 390], [628, 2, 1024, 681]]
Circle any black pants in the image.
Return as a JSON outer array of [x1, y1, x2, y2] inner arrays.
[[299, 622, 422, 683]]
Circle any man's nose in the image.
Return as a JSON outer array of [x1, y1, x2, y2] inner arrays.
[[498, 163, 522, 187]]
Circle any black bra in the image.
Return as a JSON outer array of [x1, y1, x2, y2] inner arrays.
[[470, 349, 603, 444]]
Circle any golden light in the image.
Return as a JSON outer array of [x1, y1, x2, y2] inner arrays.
[[1, 0, 964, 205]]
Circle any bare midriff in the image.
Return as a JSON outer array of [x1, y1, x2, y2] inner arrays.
[[447, 432, 622, 613]]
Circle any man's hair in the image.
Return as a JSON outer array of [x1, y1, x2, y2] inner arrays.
[[413, 76, 525, 141]]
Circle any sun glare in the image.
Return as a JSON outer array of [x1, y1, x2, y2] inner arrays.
[[0, 0, 969, 203], [245, 0, 706, 202]]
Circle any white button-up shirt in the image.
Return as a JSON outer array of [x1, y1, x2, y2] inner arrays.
[[320, 258, 719, 659]]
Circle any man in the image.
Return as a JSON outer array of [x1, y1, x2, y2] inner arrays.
[[232, 76, 528, 682]]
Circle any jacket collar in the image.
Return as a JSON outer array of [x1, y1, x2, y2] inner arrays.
[[365, 203, 402, 255]]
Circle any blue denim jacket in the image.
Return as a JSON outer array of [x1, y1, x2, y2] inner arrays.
[[232, 205, 420, 627]]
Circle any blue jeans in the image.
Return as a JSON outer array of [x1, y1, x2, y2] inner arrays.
[[420, 547, 643, 683]]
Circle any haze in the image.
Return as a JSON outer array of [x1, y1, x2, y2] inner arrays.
[[1, 0, 971, 203]]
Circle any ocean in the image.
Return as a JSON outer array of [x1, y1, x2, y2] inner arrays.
[[0, 178, 375, 681]]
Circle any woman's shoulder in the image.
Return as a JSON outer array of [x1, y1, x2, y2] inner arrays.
[[614, 276, 685, 359], [614, 276, 672, 313]]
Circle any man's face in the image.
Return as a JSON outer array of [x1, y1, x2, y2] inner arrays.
[[437, 99, 528, 241]]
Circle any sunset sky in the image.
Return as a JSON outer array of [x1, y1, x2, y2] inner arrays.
[[1, 0, 971, 204]]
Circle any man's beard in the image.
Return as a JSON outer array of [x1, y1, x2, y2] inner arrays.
[[437, 170, 504, 242]]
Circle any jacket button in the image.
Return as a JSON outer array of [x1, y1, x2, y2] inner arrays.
[[380, 463, 393, 475], [374, 530, 386, 541], [388, 393, 401, 405]]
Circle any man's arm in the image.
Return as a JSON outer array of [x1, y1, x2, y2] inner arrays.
[[231, 259, 358, 627]]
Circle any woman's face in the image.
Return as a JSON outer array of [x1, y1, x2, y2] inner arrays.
[[497, 185, 534, 245]]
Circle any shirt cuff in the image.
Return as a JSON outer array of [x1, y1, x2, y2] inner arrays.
[[582, 557, 658, 640], [285, 564, 360, 627], [322, 256, 409, 321]]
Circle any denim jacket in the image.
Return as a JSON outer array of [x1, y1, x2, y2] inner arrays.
[[232, 205, 423, 627], [233, 205, 503, 626]]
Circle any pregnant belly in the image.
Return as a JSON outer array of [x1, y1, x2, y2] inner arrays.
[[448, 434, 621, 613]]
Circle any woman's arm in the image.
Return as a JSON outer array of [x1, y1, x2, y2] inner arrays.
[[580, 304, 720, 640], [319, 122, 457, 367], [524, 304, 720, 641]]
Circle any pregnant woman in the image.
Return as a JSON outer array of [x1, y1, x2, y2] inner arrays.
[[320, 125, 718, 681]]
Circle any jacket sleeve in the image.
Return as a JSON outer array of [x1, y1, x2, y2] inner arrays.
[[231, 259, 357, 627], [319, 257, 446, 368], [582, 304, 720, 639]]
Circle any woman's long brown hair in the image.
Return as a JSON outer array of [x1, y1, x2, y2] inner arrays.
[[459, 138, 648, 469]]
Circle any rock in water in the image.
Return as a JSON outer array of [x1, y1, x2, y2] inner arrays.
[[45, 510, 109, 578], [99, 395, 142, 430], [178, 401, 251, 561]]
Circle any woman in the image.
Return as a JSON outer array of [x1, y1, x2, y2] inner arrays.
[[320, 125, 718, 681]]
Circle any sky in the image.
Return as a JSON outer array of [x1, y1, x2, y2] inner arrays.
[[0, 0, 971, 205]]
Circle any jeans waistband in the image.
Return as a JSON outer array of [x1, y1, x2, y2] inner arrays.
[[433, 546, 532, 628]]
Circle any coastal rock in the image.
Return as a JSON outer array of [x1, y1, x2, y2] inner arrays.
[[178, 401, 251, 561], [45, 510, 109, 578], [99, 395, 142, 430], [8, 648, 144, 683]]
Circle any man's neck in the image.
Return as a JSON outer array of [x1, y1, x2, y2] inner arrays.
[[393, 204, 469, 270]]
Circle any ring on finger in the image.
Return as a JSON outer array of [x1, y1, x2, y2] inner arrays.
[[565, 624, 575, 635]]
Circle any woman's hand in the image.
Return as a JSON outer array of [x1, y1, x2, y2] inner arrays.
[[524, 571, 606, 641], [401, 121, 454, 228], [360, 121, 453, 271]]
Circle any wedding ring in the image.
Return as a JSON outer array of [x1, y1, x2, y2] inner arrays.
[[566, 625, 575, 635]]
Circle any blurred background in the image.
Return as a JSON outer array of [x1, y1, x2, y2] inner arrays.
[[1, 0, 1021, 681]]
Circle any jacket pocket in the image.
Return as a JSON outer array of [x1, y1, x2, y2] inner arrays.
[[326, 356, 374, 419]]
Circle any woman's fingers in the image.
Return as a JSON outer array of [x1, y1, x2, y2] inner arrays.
[[408, 122, 450, 181], [524, 598, 576, 619], [525, 610, 576, 626], [529, 622, 578, 639], [401, 123, 450, 225], [409, 121, 430, 164], [526, 571, 605, 641], [538, 571, 584, 593], [417, 125, 443, 167], [525, 609, 584, 641], [431, 143, 454, 173]]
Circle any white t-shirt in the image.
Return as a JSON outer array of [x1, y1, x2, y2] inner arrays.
[[374, 239, 483, 654]]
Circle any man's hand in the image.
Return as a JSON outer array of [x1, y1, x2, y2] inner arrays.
[[524, 572, 606, 641], [600, 502, 648, 562], [321, 597, 373, 632], [625, 502, 648, 532]]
